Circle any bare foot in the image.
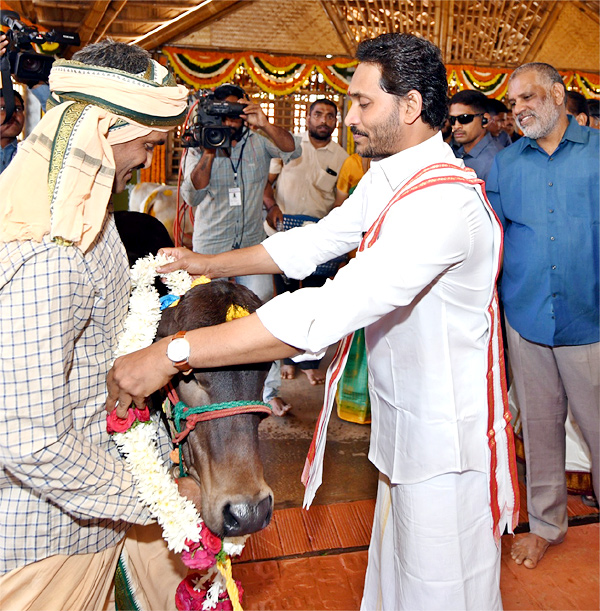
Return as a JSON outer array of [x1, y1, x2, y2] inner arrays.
[[511, 533, 551, 569], [281, 364, 296, 380], [302, 368, 326, 385], [268, 396, 292, 417]]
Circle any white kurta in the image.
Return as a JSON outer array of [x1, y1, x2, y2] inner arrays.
[[257, 132, 517, 609], [260, 132, 512, 483]]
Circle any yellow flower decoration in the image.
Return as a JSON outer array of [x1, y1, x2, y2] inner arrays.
[[191, 276, 211, 288], [226, 304, 250, 321]]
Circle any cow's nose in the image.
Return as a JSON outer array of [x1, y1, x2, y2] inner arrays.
[[222, 494, 273, 536]]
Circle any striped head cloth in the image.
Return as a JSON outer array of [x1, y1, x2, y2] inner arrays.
[[0, 57, 189, 252]]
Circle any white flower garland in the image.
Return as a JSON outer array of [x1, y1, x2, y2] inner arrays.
[[111, 253, 246, 608]]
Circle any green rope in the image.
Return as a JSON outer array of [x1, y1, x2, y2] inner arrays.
[[173, 399, 272, 434], [171, 399, 271, 479]]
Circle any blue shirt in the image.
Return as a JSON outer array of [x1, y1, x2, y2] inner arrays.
[[487, 116, 599, 346], [456, 132, 500, 182], [0, 139, 18, 174], [492, 130, 512, 150]]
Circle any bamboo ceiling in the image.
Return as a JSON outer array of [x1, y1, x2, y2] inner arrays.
[[3, 0, 599, 71]]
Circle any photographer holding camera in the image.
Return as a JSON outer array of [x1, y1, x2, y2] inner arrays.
[[0, 34, 24, 174], [181, 82, 300, 415]]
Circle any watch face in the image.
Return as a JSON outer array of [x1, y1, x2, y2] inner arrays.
[[168, 337, 190, 362]]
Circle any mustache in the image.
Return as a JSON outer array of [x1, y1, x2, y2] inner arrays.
[[516, 110, 536, 123], [350, 126, 368, 138]]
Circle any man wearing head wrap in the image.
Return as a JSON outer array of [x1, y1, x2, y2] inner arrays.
[[0, 40, 190, 610]]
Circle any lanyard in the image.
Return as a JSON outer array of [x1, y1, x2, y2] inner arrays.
[[228, 130, 249, 181]]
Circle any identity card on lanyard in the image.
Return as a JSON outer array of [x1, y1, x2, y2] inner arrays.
[[228, 187, 242, 206]]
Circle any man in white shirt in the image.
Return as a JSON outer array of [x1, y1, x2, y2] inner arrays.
[[266, 99, 348, 223], [108, 32, 518, 611], [266, 99, 348, 384]]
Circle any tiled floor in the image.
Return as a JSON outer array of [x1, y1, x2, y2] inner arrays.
[[234, 494, 598, 610], [233, 354, 599, 610]]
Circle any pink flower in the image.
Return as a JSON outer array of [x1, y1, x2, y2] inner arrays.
[[200, 522, 223, 555], [175, 574, 206, 611], [175, 575, 243, 611], [106, 409, 136, 434], [134, 405, 151, 422], [181, 539, 217, 570]]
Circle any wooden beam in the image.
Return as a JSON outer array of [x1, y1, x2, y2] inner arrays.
[[319, 0, 356, 56], [78, 0, 109, 48], [133, 0, 255, 50], [443, 0, 454, 62], [5, 0, 36, 23], [573, 0, 599, 25], [126, 0, 198, 5], [93, 0, 128, 43]]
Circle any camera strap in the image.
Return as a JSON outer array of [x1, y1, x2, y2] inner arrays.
[[0, 53, 16, 124]]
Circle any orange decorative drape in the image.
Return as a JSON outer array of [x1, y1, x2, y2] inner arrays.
[[140, 143, 166, 185], [163, 47, 600, 100]]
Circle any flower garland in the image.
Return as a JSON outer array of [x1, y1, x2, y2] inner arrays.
[[108, 253, 245, 611]]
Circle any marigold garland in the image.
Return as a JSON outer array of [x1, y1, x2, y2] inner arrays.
[[109, 253, 245, 611]]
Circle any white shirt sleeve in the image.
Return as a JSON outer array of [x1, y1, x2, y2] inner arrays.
[[257, 182, 472, 355]]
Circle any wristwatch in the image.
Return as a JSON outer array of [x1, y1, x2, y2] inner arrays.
[[167, 330, 192, 374]]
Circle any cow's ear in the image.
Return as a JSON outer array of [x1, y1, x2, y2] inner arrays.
[[156, 306, 178, 339]]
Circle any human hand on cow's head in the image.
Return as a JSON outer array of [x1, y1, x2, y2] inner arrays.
[[106, 338, 176, 417], [157, 247, 214, 277]]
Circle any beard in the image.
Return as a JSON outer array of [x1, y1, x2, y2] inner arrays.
[[516, 94, 562, 140], [351, 108, 403, 159], [232, 125, 246, 142], [309, 126, 333, 141]]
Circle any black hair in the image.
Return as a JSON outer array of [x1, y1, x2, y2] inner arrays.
[[448, 89, 489, 114], [213, 83, 246, 101], [486, 98, 509, 116], [1, 90, 24, 106], [566, 90, 590, 125], [308, 98, 338, 115], [71, 39, 151, 74], [356, 33, 448, 129], [588, 98, 600, 119]]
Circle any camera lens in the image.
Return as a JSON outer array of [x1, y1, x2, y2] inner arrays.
[[204, 127, 228, 148], [20, 55, 43, 73]]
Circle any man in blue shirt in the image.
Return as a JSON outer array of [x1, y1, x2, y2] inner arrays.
[[487, 62, 599, 570], [0, 91, 24, 174], [486, 97, 513, 149], [449, 89, 499, 182]]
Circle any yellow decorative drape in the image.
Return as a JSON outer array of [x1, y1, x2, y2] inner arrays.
[[163, 47, 600, 100]]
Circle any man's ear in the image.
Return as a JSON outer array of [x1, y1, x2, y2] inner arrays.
[[402, 90, 423, 125], [551, 82, 566, 107]]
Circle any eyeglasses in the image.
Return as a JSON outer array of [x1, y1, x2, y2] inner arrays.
[[448, 113, 484, 126], [0, 106, 24, 113]]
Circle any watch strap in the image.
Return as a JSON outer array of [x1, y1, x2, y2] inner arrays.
[[170, 330, 192, 374]]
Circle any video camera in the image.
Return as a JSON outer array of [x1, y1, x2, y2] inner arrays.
[[181, 90, 246, 149], [1, 9, 80, 84]]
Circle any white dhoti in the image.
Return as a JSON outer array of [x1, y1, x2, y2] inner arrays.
[[361, 471, 502, 611]]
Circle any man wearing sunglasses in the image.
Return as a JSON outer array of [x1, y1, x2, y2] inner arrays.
[[448, 89, 499, 182]]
